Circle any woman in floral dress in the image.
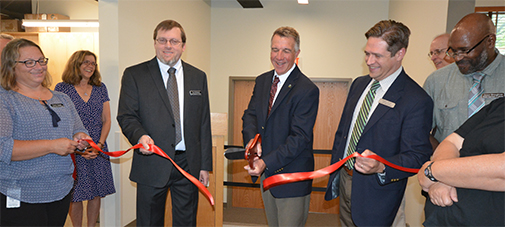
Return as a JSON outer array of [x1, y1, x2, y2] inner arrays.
[[55, 50, 115, 227]]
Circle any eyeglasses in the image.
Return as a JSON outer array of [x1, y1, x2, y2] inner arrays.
[[82, 60, 97, 66], [446, 34, 490, 58], [428, 48, 447, 58], [156, 38, 182, 46], [15, 58, 49, 68]]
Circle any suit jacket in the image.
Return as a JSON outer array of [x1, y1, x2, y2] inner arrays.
[[242, 65, 319, 198], [117, 57, 212, 187], [324, 70, 433, 226]]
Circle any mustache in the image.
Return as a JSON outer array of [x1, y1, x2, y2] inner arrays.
[[456, 59, 470, 66]]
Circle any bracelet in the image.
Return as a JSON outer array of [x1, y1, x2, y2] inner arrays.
[[424, 161, 438, 182], [97, 142, 104, 148]]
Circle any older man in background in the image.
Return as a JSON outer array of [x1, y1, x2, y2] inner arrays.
[[428, 33, 454, 69]]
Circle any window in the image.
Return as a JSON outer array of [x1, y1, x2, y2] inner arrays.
[[476, 7, 505, 54]]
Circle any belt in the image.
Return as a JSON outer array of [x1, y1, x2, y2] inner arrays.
[[344, 165, 353, 176], [175, 150, 185, 155]]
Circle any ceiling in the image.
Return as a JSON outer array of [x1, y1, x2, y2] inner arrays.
[[0, 0, 262, 21], [0, 0, 32, 20]]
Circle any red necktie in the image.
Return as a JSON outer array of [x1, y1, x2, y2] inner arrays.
[[268, 76, 280, 115]]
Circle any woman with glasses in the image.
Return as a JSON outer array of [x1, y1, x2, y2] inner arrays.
[[55, 50, 115, 227], [0, 38, 91, 226]]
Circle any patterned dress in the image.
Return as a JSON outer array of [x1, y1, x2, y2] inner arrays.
[[55, 82, 116, 202]]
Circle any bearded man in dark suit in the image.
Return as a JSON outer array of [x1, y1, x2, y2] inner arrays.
[[117, 20, 212, 227]]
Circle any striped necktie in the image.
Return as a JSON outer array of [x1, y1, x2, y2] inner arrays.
[[345, 80, 381, 169], [468, 72, 485, 118]]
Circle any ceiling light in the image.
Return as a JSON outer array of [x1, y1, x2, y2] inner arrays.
[[298, 0, 308, 4], [22, 19, 99, 28]]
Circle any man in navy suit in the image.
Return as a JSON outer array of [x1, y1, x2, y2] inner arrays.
[[117, 20, 212, 226], [242, 26, 319, 226], [324, 20, 433, 226]]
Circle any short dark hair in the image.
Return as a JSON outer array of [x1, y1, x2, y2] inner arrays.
[[153, 20, 186, 44], [272, 26, 300, 52], [365, 20, 410, 56]]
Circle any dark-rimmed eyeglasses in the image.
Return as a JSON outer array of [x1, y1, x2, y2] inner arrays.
[[428, 48, 447, 58], [82, 60, 97, 66], [446, 34, 491, 58], [15, 58, 49, 68], [156, 38, 182, 46]]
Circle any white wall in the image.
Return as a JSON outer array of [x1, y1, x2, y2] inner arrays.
[[117, 0, 211, 76], [210, 0, 389, 113]]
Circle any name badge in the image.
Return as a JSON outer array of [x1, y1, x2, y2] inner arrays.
[[189, 90, 201, 96], [482, 93, 504, 99], [379, 98, 395, 108], [51, 103, 64, 107]]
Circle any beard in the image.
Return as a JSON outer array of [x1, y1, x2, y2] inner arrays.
[[456, 49, 489, 75]]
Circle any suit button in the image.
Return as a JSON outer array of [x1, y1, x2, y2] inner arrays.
[[262, 126, 264, 130], [171, 144, 175, 147], [172, 124, 175, 127]]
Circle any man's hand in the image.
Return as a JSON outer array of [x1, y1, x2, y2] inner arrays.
[[244, 157, 266, 176], [246, 138, 262, 157], [355, 149, 385, 174], [418, 161, 458, 207], [138, 135, 154, 154], [427, 182, 458, 207], [200, 170, 210, 187]]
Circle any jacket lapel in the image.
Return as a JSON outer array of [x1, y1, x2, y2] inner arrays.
[[148, 57, 174, 119], [268, 66, 300, 118], [343, 77, 372, 135], [260, 71, 275, 121], [362, 70, 406, 134]]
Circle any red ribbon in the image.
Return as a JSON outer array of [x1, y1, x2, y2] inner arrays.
[[262, 152, 420, 191], [79, 139, 215, 206]]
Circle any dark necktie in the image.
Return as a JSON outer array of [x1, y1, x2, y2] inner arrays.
[[167, 67, 182, 145], [268, 76, 280, 115], [345, 80, 381, 169], [468, 72, 485, 118]]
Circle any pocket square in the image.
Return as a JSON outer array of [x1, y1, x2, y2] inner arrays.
[[189, 90, 202, 96]]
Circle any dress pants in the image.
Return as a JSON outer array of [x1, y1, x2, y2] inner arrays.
[[260, 174, 311, 227], [339, 168, 355, 227], [339, 168, 407, 227], [136, 152, 199, 227]]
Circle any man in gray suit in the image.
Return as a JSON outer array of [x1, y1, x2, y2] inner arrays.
[[117, 20, 212, 227]]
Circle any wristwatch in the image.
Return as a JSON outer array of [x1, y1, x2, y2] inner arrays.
[[424, 161, 438, 182]]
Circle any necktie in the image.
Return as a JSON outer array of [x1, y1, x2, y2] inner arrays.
[[468, 72, 485, 118], [345, 80, 381, 169], [167, 67, 182, 145], [268, 76, 280, 115]]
